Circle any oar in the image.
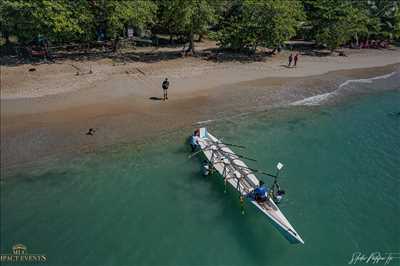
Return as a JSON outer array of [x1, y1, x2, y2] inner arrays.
[[218, 142, 246, 149], [250, 168, 277, 178], [233, 164, 277, 178], [218, 150, 257, 162], [235, 154, 257, 162], [187, 143, 221, 159], [187, 141, 216, 159], [188, 149, 203, 159]]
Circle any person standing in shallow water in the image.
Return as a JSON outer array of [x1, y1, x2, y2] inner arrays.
[[288, 53, 293, 67], [294, 53, 299, 67], [162, 78, 169, 100]]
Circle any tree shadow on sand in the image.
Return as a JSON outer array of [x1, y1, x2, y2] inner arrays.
[[201, 48, 273, 63], [1, 47, 186, 66]]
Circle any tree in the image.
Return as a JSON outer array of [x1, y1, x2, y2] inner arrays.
[[101, 0, 157, 52], [184, 0, 216, 53], [351, 9, 380, 46], [104, 0, 157, 38], [154, 0, 187, 43], [0, 0, 94, 43], [303, 0, 400, 50], [361, 0, 400, 39], [155, 0, 215, 53], [216, 0, 304, 52], [395, 6, 400, 39]]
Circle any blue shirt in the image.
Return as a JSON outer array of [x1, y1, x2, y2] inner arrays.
[[190, 136, 199, 146], [255, 186, 267, 198]]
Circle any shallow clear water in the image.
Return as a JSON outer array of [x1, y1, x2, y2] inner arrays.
[[1, 90, 399, 266]]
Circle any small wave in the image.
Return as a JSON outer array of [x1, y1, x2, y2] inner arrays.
[[338, 71, 396, 89], [291, 71, 397, 106], [290, 92, 333, 106]]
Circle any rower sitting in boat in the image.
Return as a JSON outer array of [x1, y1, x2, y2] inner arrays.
[[190, 130, 200, 152], [248, 180, 268, 202], [274, 190, 286, 204], [202, 160, 211, 176], [271, 180, 285, 204]]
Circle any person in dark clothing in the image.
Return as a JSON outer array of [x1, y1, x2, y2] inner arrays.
[[271, 180, 285, 204], [247, 180, 268, 202], [288, 53, 293, 67], [162, 78, 169, 100], [293, 53, 299, 67], [86, 128, 96, 136]]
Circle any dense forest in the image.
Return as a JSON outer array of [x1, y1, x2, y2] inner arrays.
[[1, 0, 399, 53]]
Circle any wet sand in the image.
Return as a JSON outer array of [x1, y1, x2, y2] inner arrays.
[[1, 47, 400, 174]]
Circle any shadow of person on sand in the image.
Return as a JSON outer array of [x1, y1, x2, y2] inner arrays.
[[149, 97, 163, 101]]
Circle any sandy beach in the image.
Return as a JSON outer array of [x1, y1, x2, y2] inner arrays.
[[1, 44, 400, 173]]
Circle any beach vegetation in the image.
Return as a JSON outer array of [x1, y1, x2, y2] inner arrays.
[[1, 0, 399, 55], [101, 0, 157, 51], [215, 0, 304, 52], [303, 0, 399, 51], [155, 0, 216, 53], [0, 0, 94, 43]]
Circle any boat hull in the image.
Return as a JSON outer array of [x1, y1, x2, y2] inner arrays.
[[196, 127, 304, 244]]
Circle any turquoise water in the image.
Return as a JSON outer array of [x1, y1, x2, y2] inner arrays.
[[1, 90, 399, 266]]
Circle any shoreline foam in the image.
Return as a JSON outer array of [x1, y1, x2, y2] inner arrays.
[[290, 71, 399, 106]]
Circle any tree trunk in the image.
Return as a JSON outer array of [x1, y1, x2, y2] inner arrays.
[[253, 44, 258, 54], [187, 31, 195, 54], [355, 32, 359, 47], [112, 36, 120, 53], [4, 31, 10, 44], [169, 33, 173, 44]]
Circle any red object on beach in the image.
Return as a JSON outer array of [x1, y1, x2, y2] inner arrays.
[[30, 49, 47, 57], [294, 53, 299, 66]]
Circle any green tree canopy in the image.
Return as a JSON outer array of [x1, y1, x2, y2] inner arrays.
[[0, 0, 94, 43], [155, 0, 215, 53], [1, 0, 398, 52], [216, 0, 305, 52], [155, 0, 189, 41], [104, 0, 157, 39], [364, 0, 400, 39], [302, 0, 399, 50]]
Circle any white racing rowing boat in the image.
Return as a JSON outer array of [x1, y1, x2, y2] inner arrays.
[[195, 127, 304, 244]]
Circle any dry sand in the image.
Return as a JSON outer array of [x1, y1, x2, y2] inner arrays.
[[2, 47, 400, 102], [1, 45, 400, 173]]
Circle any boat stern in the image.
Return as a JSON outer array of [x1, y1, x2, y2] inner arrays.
[[199, 127, 208, 139]]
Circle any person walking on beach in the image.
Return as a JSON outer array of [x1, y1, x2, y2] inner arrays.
[[162, 78, 169, 100], [293, 53, 299, 67], [288, 53, 293, 67]]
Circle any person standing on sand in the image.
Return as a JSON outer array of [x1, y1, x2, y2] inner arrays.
[[288, 53, 293, 67], [294, 53, 299, 67], [162, 78, 169, 100]]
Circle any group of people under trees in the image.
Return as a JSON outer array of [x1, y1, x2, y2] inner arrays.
[[350, 39, 389, 49]]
